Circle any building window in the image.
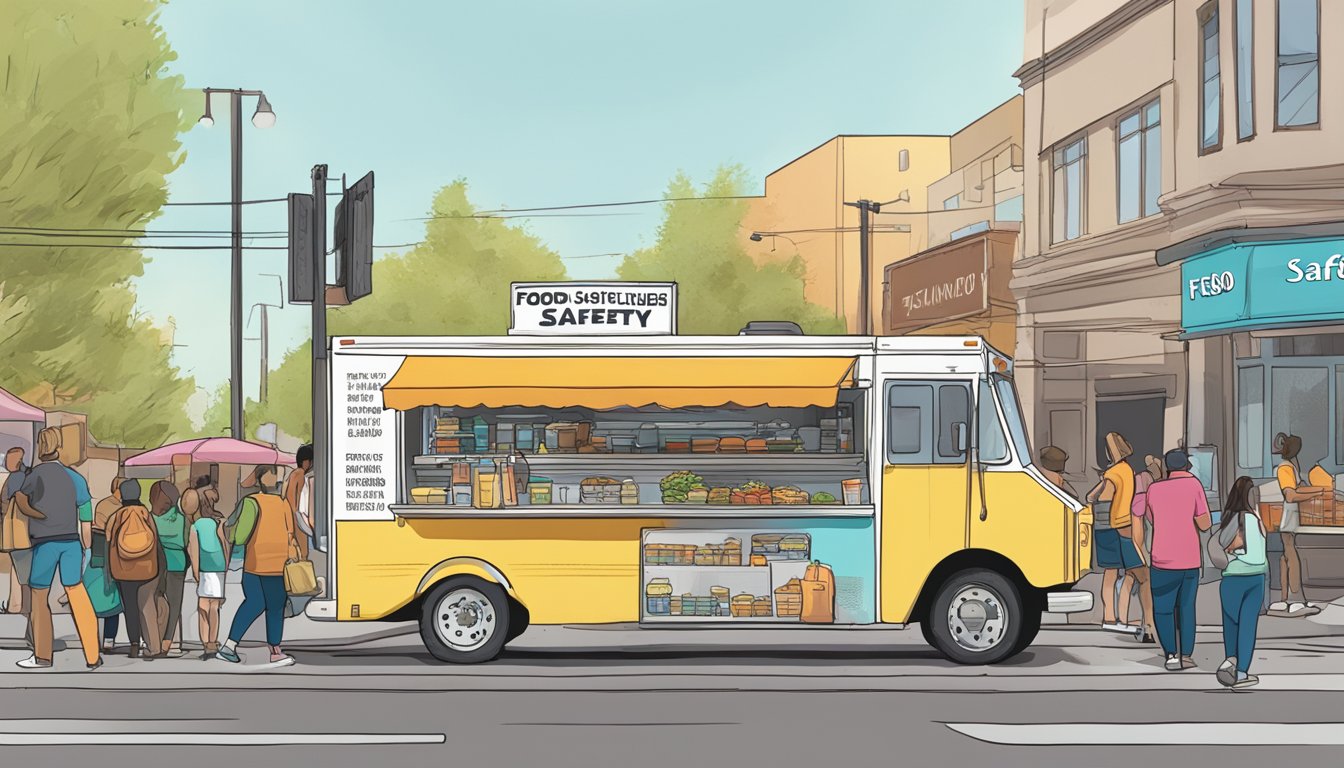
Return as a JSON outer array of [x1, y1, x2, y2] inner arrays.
[[1276, 0, 1319, 129], [1237, 365, 1264, 474], [1117, 98, 1161, 223], [899, 149, 910, 172], [1235, 0, 1255, 140], [1051, 136, 1086, 243], [950, 221, 991, 241], [1199, 2, 1222, 153], [943, 194, 960, 210], [994, 194, 1024, 222]]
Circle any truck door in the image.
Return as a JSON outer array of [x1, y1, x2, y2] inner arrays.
[[879, 378, 972, 623]]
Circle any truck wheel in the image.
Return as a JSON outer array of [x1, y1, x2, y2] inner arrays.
[[925, 569, 1023, 665], [505, 601, 530, 642], [420, 576, 511, 664], [1010, 604, 1042, 656]]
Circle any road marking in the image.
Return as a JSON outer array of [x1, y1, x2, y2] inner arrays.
[[0, 733, 446, 746], [948, 722, 1344, 746]]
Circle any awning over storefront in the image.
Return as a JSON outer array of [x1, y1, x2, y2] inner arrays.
[[381, 356, 858, 411]]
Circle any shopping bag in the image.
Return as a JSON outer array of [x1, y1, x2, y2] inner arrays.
[[284, 558, 319, 596], [1, 498, 31, 552]]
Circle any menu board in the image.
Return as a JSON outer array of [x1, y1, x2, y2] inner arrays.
[[331, 351, 403, 521]]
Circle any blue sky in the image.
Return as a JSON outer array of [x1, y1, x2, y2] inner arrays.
[[140, 0, 1024, 420]]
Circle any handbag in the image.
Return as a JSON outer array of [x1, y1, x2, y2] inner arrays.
[[1, 497, 32, 552], [284, 556, 319, 596]]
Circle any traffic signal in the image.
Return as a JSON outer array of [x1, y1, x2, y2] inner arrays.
[[287, 192, 315, 303], [335, 171, 374, 302]]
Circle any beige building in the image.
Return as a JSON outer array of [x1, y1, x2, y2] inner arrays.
[[881, 97, 1025, 354], [743, 136, 950, 333], [1016, 0, 1344, 570]]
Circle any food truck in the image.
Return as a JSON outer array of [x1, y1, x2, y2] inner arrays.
[[307, 332, 1093, 664]]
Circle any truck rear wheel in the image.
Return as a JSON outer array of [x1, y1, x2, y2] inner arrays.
[[925, 568, 1024, 665], [420, 576, 511, 664]]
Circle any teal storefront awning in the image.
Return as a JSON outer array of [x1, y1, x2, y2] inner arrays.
[[1179, 237, 1344, 338]]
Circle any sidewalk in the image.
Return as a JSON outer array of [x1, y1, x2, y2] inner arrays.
[[0, 567, 412, 652]]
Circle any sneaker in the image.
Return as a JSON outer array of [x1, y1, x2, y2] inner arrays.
[[1216, 658, 1237, 687], [86, 658, 103, 671], [1141, 631, 1157, 645], [164, 647, 187, 659], [1165, 655, 1182, 671], [1287, 602, 1310, 616], [1102, 622, 1134, 634], [16, 655, 52, 670], [1233, 674, 1260, 689], [1181, 657, 1198, 670], [268, 652, 295, 667], [215, 645, 242, 664]]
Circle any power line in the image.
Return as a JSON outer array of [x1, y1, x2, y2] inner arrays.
[[0, 241, 288, 251], [406, 194, 758, 222], [163, 196, 288, 207], [0, 228, 287, 241], [0, 224, 288, 237]]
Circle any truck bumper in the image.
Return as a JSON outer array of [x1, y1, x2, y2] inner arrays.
[[304, 598, 338, 621], [1045, 590, 1094, 614]]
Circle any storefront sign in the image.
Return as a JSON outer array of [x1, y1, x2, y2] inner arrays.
[[1179, 237, 1344, 336], [332, 352, 401, 521], [510, 281, 677, 335], [884, 239, 989, 334]]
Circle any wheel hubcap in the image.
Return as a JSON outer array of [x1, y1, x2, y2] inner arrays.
[[947, 584, 1008, 653], [433, 587, 497, 652]]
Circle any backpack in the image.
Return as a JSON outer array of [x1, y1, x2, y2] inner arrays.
[[226, 496, 259, 548], [1207, 511, 1249, 570], [115, 506, 156, 559]]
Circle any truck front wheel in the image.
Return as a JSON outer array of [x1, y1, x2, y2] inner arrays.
[[925, 568, 1024, 665], [420, 576, 511, 664]]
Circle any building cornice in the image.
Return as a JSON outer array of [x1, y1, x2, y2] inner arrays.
[[1015, 0, 1171, 89]]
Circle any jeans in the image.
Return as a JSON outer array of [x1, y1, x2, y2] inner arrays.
[[1221, 574, 1265, 675], [227, 573, 288, 647], [103, 613, 119, 641], [117, 578, 162, 655], [1151, 567, 1200, 657]]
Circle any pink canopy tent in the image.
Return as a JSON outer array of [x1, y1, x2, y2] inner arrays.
[[124, 437, 295, 467], [0, 387, 45, 423]]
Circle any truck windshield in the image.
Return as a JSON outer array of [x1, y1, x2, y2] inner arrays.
[[992, 374, 1033, 466]]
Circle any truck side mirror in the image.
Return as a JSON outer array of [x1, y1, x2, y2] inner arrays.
[[952, 422, 969, 454]]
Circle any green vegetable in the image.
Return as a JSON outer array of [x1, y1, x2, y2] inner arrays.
[[660, 471, 705, 495], [812, 491, 837, 504]]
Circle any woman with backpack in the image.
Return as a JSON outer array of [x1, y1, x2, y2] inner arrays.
[[1212, 476, 1268, 689], [106, 480, 163, 660]]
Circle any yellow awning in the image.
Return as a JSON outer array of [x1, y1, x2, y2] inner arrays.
[[381, 356, 857, 411]]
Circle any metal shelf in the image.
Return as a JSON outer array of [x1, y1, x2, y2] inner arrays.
[[413, 453, 865, 471], [389, 503, 875, 519], [640, 615, 802, 624]]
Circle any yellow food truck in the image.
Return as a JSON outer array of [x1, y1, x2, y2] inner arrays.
[[307, 333, 1092, 664]]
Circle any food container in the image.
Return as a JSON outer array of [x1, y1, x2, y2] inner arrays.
[[621, 478, 640, 505], [527, 477, 553, 505], [580, 477, 622, 504], [411, 487, 448, 505], [635, 424, 660, 452], [665, 439, 690, 453], [669, 595, 682, 615], [750, 554, 767, 567], [722, 538, 742, 566], [752, 597, 773, 617], [774, 578, 803, 617], [608, 434, 637, 453], [472, 460, 503, 509], [710, 586, 730, 615], [695, 545, 720, 566], [691, 437, 720, 453], [686, 488, 709, 504], [707, 487, 731, 505], [472, 417, 490, 453], [771, 486, 810, 505], [779, 534, 810, 560], [454, 491, 472, 506], [515, 425, 536, 451], [745, 438, 768, 453], [730, 594, 755, 617], [753, 534, 782, 554], [798, 427, 822, 452], [841, 479, 864, 505]]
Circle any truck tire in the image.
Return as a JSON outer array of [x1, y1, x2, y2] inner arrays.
[[505, 601, 530, 642], [925, 568, 1024, 665], [1010, 605, 1042, 656], [420, 576, 511, 664]]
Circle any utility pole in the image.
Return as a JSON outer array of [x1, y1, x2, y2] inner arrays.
[[843, 198, 881, 335], [311, 164, 330, 559], [229, 90, 244, 439]]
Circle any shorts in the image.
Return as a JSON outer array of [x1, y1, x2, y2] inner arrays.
[[29, 539, 85, 589], [8, 548, 33, 585], [197, 571, 226, 600], [1094, 528, 1144, 570], [1280, 503, 1300, 534]]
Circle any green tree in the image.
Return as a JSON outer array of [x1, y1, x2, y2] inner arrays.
[[617, 166, 845, 335], [0, 0, 195, 446], [233, 181, 568, 438]]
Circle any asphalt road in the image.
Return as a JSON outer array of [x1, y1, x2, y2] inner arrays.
[[2, 633, 1343, 768]]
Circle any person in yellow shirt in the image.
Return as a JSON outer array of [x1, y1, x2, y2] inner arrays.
[[1087, 432, 1143, 635], [1271, 434, 1326, 617]]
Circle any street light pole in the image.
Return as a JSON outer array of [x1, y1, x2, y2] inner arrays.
[[199, 87, 276, 440]]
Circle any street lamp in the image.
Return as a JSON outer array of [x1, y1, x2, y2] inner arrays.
[[750, 232, 801, 252], [198, 88, 275, 441]]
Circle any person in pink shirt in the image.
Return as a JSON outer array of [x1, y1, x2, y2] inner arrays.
[[1139, 449, 1213, 671]]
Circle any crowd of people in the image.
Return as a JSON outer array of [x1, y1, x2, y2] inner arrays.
[[1039, 429, 1336, 689], [0, 429, 316, 670]]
